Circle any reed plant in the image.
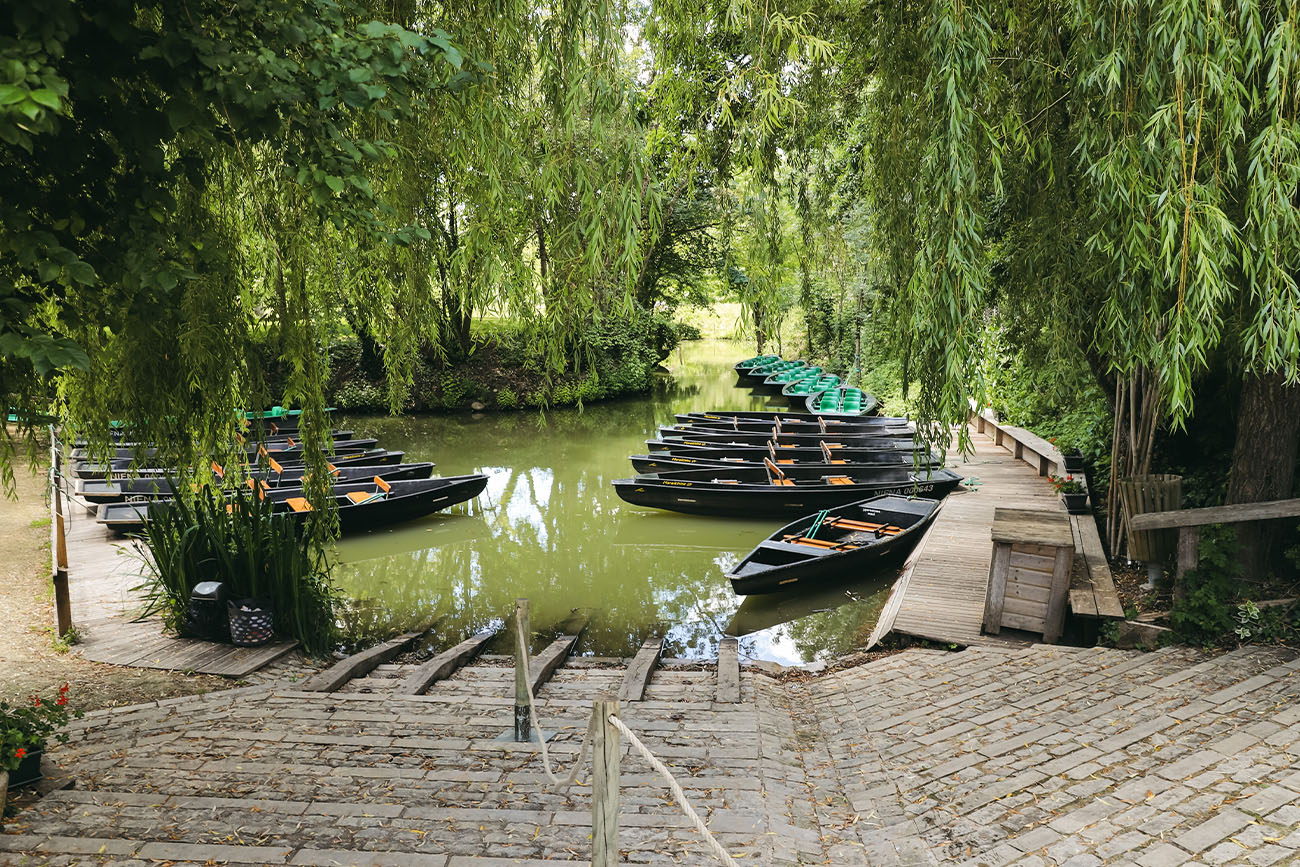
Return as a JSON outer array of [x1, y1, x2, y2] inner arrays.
[[134, 486, 338, 656]]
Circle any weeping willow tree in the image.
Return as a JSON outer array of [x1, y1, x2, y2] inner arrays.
[[838, 0, 1300, 567]]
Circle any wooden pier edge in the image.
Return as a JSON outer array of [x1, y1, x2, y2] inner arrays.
[[397, 628, 499, 695], [300, 630, 423, 693], [618, 636, 664, 701]]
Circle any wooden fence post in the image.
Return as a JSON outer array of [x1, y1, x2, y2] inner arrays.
[[48, 427, 72, 638], [513, 598, 531, 742], [591, 697, 620, 867]]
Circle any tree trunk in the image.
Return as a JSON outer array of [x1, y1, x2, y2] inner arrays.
[[1226, 371, 1300, 580]]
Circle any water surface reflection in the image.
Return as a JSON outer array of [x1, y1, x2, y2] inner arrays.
[[333, 339, 901, 663]]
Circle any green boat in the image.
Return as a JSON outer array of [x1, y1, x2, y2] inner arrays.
[[733, 354, 780, 373], [782, 374, 842, 398], [806, 387, 880, 417], [741, 359, 807, 387]]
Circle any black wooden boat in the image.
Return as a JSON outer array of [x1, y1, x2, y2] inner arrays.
[[647, 438, 919, 454], [727, 495, 941, 594], [73, 448, 406, 480], [675, 414, 910, 432], [95, 474, 489, 535], [677, 410, 901, 427], [630, 446, 942, 474], [612, 463, 963, 518], [75, 462, 437, 506], [69, 435, 375, 463], [69, 430, 359, 460], [806, 387, 880, 417], [656, 425, 914, 446]]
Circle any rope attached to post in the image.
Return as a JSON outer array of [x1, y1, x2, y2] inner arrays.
[[514, 612, 593, 789], [606, 713, 741, 867]]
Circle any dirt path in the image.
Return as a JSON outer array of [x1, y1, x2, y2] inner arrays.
[[0, 455, 228, 711]]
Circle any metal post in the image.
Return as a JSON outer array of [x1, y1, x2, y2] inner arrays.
[[48, 426, 72, 638], [513, 598, 531, 742], [591, 697, 620, 867]]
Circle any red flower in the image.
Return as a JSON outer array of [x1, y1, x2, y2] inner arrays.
[[57, 695, 68, 706], [30, 695, 40, 707], [14, 748, 26, 759]]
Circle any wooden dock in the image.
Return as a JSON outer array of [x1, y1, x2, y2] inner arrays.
[[870, 423, 1122, 647], [58, 490, 297, 677]]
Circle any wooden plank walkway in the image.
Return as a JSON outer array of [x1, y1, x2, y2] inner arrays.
[[59, 491, 297, 676], [871, 425, 1067, 646]]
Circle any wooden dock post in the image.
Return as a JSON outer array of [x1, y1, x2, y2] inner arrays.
[[513, 598, 531, 742], [49, 427, 72, 639], [591, 697, 620, 867], [984, 508, 1073, 643]]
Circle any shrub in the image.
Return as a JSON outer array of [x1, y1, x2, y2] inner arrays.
[[496, 387, 518, 409], [134, 487, 338, 656]]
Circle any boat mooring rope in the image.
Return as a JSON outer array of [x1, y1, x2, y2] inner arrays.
[[605, 712, 741, 867], [513, 613, 741, 866], [514, 613, 593, 789]]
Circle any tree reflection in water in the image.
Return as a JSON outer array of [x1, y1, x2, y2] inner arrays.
[[330, 340, 905, 663]]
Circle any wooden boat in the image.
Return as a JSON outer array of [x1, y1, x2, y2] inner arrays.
[[757, 365, 822, 394], [612, 462, 963, 518], [738, 359, 807, 387], [675, 414, 909, 432], [727, 495, 941, 594], [733, 354, 780, 374], [95, 474, 489, 535], [69, 437, 379, 465], [646, 438, 921, 456], [72, 448, 407, 480], [656, 425, 914, 446], [779, 374, 841, 405], [806, 387, 879, 417], [630, 443, 942, 474], [677, 410, 899, 427], [69, 430, 359, 460], [75, 462, 438, 506]]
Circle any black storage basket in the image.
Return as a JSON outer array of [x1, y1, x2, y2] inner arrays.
[[227, 598, 274, 646]]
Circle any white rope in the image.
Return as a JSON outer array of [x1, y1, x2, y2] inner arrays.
[[606, 712, 741, 867], [514, 612, 592, 789]]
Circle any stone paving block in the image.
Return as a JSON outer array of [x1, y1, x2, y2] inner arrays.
[[291, 851, 449, 866], [1134, 842, 1192, 867], [1170, 806, 1253, 853]]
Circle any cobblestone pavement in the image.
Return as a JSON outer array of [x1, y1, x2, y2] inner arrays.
[[1, 644, 1297, 866]]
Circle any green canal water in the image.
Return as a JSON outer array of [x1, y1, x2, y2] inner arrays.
[[332, 339, 899, 664]]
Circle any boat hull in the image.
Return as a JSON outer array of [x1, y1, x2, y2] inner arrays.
[[727, 495, 941, 594], [95, 474, 488, 535], [73, 449, 406, 480], [629, 452, 942, 474], [76, 462, 438, 505], [613, 469, 963, 518]]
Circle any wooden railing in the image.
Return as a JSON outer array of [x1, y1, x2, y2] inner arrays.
[[1128, 499, 1300, 593], [966, 404, 1123, 620], [968, 404, 1068, 478]]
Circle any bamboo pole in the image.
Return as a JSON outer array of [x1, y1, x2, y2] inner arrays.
[[513, 598, 531, 742], [591, 697, 621, 867]]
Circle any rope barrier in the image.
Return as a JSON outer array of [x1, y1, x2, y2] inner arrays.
[[605, 712, 741, 867], [513, 612, 593, 789]]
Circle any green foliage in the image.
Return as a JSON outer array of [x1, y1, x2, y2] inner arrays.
[[135, 487, 338, 656], [1170, 526, 1249, 647], [495, 387, 518, 409], [1, 684, 81, 772]]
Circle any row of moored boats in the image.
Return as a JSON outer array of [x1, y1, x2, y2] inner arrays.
[[74, 407, 487, 534], [613, 355, 961, 595]]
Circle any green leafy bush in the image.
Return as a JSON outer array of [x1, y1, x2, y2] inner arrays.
[[1, 684, 82, 772], [496, 387, 518, 408], [135, 487, 338, 656]]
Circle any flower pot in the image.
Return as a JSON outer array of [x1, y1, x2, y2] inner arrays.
[[1062, 452, 1085, 474], [1061, 492, 1090, 515], [9, 747, 43, 788]]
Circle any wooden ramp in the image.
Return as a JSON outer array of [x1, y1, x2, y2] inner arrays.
[[871, 427, 1067, 646], [60, 492, 297, 677]]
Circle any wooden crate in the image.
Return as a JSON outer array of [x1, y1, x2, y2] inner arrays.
[[983, 508, 1073, 643]]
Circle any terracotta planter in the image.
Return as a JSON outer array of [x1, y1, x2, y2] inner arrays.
[[1061, 492, 1090, 515]]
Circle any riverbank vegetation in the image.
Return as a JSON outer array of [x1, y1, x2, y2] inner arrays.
[[3, 0, 1298, 639]]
